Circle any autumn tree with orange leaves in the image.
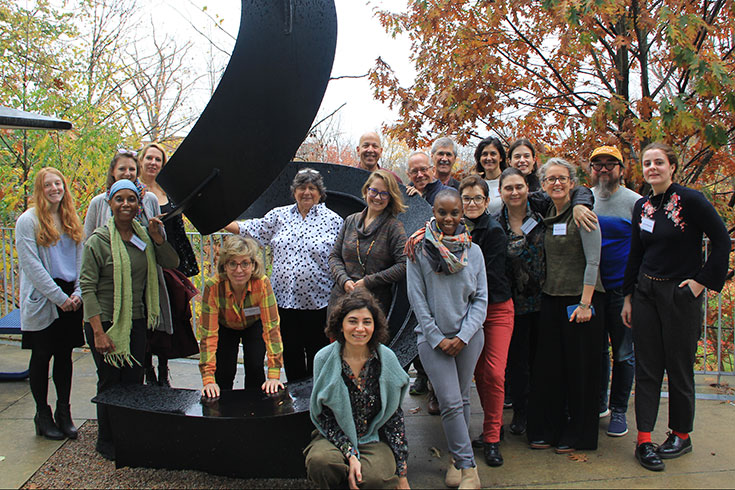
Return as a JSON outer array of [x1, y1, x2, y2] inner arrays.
[[370, 0, 735, 206]]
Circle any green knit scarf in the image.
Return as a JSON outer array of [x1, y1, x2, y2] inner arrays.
[[104, 217, 160, 367]]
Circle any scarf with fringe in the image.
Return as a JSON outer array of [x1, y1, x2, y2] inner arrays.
[[104, 217, 159, 367], [404, 218, 472, 274]]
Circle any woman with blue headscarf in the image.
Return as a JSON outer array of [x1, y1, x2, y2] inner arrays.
[[80, 180, 179, 461]]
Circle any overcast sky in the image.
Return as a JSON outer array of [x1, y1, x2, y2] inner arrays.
[[152, 0, 413, 145]]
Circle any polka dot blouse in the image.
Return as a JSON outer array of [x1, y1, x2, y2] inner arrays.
[[238, 203, 343, 310]]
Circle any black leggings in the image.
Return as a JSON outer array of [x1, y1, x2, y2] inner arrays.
[[278, 307, 328, 382], [29, 346, 73, 410], [215, 322, 266, 390]]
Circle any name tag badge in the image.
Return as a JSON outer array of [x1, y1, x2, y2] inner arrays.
[[129, 234, 147, 251], [640, 217, 655, 233], [553, 223, 567, 236], [241, 306, 260, 318], [520, 218, 538, 235], [492, 187, 501, 198]]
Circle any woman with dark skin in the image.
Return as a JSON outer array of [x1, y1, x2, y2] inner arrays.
[[406, 189, 488, 488], [80, 180, 179, 460]]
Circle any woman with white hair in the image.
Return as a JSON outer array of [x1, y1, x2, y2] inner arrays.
[[225, 168, 343, 381]]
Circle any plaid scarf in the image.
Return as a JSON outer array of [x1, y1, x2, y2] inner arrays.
[[404, 218, 472, 274]]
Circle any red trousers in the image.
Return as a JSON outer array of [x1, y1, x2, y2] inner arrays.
[[474, 298, 515, 443]]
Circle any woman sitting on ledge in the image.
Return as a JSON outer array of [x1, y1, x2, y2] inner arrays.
[[305, 289, 410, 489], [199, 235, 284, 397]]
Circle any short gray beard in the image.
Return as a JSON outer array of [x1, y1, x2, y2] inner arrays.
[[595, 176, 619, 198]]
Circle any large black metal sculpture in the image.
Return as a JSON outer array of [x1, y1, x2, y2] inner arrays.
[[99, 0, 431, 479], [0, 106, 72, 130], [156, 0, 337, 234]]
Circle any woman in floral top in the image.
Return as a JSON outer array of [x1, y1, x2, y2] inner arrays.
[[622, 143, 729, 472], [306, 290, 410, 489]]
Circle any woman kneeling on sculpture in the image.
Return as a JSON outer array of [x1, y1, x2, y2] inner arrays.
[[199, 235, 284, 397], [80, 180, 179, 460], [305, 289, 410, 489]]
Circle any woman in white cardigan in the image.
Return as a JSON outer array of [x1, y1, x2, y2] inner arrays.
[[16, 168, 84, 440]]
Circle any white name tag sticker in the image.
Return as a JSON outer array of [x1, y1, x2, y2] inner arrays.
[[241, 306, 260, 317], [520, 218, 538, 235], [129, 235, 147, 251], [553, 223, 567, 236], [640, 217, 655, 233]]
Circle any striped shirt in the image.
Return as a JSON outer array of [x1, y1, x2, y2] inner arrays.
[[198, 274, 283, 385]]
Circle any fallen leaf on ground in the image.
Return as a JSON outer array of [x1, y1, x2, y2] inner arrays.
[[0, 456, 5, 462], [568, 453, 588, 462], [430, 447, 442, 458], [408, 407, 421, 414]]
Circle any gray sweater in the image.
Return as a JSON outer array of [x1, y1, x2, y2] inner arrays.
[[407, 242, 488, 349], [16, 208, 83, 332]]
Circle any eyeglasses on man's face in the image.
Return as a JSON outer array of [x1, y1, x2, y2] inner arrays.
[[408, 166, 432, 176], [590, 161, 621, 171]]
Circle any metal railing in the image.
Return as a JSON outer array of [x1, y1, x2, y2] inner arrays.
[[1, 228, 733, 383]]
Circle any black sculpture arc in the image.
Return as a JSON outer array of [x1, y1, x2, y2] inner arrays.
[[156, 0, 337, 235]]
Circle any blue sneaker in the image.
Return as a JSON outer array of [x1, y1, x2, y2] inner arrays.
[[607, 411, 628, 437]]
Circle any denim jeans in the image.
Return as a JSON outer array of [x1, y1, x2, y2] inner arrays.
[[599, 287, 635, 413]]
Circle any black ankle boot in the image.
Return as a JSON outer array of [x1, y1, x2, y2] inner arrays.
[[144, 366, 157, 385], [35, 405, 64, 440], [157, 363, 171, 387], [55, 403, 78, 439]]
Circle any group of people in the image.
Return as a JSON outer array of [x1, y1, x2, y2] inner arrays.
[[16, 131, 730, 489], [17, 144, 199, 459]]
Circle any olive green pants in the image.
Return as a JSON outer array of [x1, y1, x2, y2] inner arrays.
[[304, 431, 398, 489]]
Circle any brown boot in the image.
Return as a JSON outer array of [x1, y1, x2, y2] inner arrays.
[[458, 466, 481, 489], [445, 458, 461, 488]]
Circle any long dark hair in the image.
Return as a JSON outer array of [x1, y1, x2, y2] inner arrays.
[[473, 137, 507, 177]]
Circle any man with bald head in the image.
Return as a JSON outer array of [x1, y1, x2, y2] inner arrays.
[[431, 137, 460, 190], [356, 131, 402, 183], [406, 151, 450, 205]]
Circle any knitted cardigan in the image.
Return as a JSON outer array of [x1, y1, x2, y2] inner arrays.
[[310, 342, 409, 457]]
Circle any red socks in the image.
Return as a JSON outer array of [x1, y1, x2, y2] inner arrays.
[[637, 430, 689, 444], [637, 431, 652, 445]]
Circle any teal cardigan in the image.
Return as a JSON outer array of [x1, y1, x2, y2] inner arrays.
[[310, 342, 409, 457]]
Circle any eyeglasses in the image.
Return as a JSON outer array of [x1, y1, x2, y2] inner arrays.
[[542, 176, 570, 184], [408, 166, 433, 175], [297, 168, 319, 175], [225, 260, 253, 271], [590, 161, 621, 171], [461, 195, 486, 205], [367, 187, 390, 200], [117, 148, 137, 157]]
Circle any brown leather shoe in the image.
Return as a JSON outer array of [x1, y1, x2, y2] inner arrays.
[[428, 390, 440, 415]]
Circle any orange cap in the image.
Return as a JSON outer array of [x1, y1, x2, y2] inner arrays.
[[590, 145, 623, 165]]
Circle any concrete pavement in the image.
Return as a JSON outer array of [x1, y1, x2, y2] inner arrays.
[[1, 338, 734, 489]]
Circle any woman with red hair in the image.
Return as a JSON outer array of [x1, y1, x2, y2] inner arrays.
[[16, 167, 84, 440]]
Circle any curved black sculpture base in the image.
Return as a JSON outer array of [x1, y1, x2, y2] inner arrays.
[[92, 382, 313, 479]]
